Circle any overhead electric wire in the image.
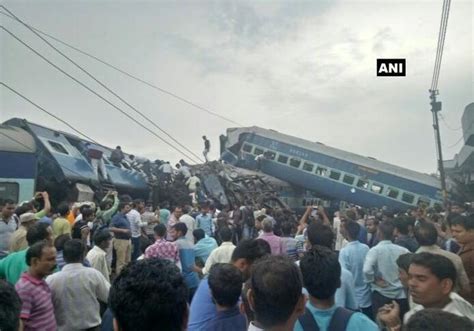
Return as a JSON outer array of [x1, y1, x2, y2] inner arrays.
[[439, 113, 461, 131], [445, 135, 464, 149], [0, 9, 243, 127], [1, 82, 101, 144], [431, 0, 451, 91], [1, 5, 204, 163], [1, 26, 200, 164]]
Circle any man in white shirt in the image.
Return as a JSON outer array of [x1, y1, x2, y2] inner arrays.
[[128, 199, 147, 261], [202, 227, 236, 275], [86, 229, 112, 282], [186, 175, 201, 192], [179, 206, 196, 243], [47, 239, 110, 331]]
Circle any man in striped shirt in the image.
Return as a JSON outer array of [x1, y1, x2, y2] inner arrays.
[[15, 240, 57, 331]]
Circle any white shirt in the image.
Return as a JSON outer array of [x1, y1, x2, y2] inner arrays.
[[179, 165, 191, 178], [46, 263, 110, 331], [202, 242, 236, 274], [159, 163, 172, 173], [86, 245, 110, 282], [186, 176, 201, 191], [404, 292, 474, 323], [127, 209, 146, 238], [179, 214, 196, 243]]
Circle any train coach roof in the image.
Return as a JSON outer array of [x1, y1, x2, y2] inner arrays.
[[0, 125, 36, 153]]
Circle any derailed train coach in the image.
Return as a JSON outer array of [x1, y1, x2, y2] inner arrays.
[[0, 118, 149, 204], [220, 126, 444, 212]]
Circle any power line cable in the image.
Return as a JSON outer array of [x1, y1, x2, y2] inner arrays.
[[0, 10, 243, 127], [445, 135, 464, 149], [1, 5, 204, 163], [1, 82, 101, 144], [438, 113, 462, 131], [1, 26, 200, 164], [431, 0, 451, 91]]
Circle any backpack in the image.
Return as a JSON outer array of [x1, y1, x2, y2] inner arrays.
[[299, 307, 355, 331]]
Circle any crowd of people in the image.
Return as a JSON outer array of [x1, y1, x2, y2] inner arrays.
[[1, 188, 474, 331]]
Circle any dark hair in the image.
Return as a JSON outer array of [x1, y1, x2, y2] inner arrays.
[[414, 222, 438, 246], [300, 245, 341, 300], [63, 239, 85, 263], [231, 239, 271, 264], [54, 234, 71, 251], [153, 224, 167, 237], [93, 230, 112, 246], [405, 308, 474, 331], [132, 199, 144, 208], [249, 255, 302, 328], [81, 208, 95, 220], [208, 263, 243, 307], [26, 223, 51, 246], [0, 198, 15, 207], [140, 237, 152, 254], [378, 220, 395, 241], [396, 253, 414, 272], [109, 259, 188, 331], [79, 204, 91, 214], [172, 222, 188, 237], [26, 240, 52, 266], [307, 223, 334, 249], [57, 202, 70, 217], [219, 227, 233, 242], [0, 280, 21, 331], [393, 217, 409, 235], [343, 221, 360, 240], [451, 215, 474, 231], [193, 229, 205, 242], [119, 202, 130, 212], [14, 205, 31, 217], [410, 253, 457, 285], [281, 222, 293, 236], [100, 199, 112, 210], [344, 210, 357, 221]]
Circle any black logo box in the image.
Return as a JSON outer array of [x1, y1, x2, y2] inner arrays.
[[377, 59, 406, 76]]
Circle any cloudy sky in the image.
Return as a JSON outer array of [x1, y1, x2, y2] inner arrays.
[[1, 0, 472, 173]]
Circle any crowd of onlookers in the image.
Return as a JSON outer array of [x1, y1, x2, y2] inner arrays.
[[1, 190, 474, 331]]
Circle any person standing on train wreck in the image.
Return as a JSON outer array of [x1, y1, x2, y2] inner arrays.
[[110, 146, 125, 167], [202, 136, 210, 162], [84, 143, 108, 180]]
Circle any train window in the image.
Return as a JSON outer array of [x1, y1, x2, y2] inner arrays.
[[329, 170, 341, 180], [315, 166, 327, 176], [342, 174, 355, 185], [265, 151, 276, 160], [242, 144, 253, 153], [302, 162, 314, 172], [402, 192, 415, 204], [417, 197, 431, 207], [371, 183, 384, 194], [387, 187, 399, 199], [289, 158, 302, 168], [0, 182, 19, 203], [254, 147, 264, 155], [356, 179, 369, 189], [48, 141, 69, 155], [277, 155, 289, 164]]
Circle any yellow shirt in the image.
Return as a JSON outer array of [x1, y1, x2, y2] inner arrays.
[[9, 226, 28, 252], [52, 217, 72, 238]]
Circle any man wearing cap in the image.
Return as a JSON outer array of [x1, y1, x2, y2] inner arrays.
[[9, 213, 39, 253]]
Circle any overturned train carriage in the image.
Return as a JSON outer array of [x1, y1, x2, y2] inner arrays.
[[1, 118, 149, 204], [220, 127, 444, 212]]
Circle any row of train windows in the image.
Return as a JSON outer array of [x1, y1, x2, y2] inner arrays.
[[243, 143, 425, 205]]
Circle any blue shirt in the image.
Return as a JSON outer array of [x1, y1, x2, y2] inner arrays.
[[196, 214, 213, 236], [339, 241, 372, 308], [357, 225, 368, 245], [335, 268, 358, 310], [202, 306, 246, 331], [363, 240, 409, 299], [188, 279, 217, 331], [293, 303, 378, 331], [110, 213, 131, 240], [194, 236, 218, 263], [175, 237, 200, 289]]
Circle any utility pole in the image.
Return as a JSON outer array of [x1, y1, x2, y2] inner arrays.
[[429, 89, 448, 204]]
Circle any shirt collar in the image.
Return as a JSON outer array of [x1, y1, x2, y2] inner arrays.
[[221, 241, 234, 246], [62, 263, 85, 271], [22, 272, 45, 285]]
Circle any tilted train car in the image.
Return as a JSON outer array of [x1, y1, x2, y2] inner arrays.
[[220, 127, 443, 211], [1, 118, 149, 203]]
